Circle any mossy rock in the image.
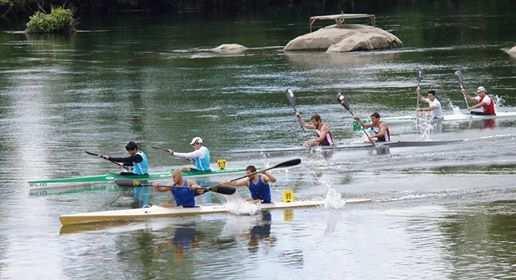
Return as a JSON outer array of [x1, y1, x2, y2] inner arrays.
[[26, 7, 75, 34]]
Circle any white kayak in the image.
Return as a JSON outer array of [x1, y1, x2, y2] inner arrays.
[[60, 198, 371, 226], [384, 111, 516, 124], [230, 139, 462, 154]]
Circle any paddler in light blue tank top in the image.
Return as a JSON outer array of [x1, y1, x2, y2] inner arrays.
[[100, 141, 150, 207], [167, 137, 212, 172]]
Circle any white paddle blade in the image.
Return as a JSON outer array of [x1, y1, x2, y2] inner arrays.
[[286, 89, 296, 106]]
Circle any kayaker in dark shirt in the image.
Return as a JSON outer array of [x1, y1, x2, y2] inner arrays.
[[101, 141, 149, 175]]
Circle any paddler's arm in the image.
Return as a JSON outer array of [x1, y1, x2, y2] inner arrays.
[[353, 116, 370, 129], [308, 124, 330, 146], [468, 96, 489, 110], [461, 88, 477, 103], [296, 113, 315, 129], [260, 172, 276, 183], [106, 154, 142, 165], [169, 149, 203, 159]]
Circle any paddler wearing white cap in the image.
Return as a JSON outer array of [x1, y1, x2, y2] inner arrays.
[[462, 86, 496, 115], [167, 137, 212, 172]]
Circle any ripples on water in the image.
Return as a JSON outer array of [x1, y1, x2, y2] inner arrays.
[[1, 8, 516, 280]]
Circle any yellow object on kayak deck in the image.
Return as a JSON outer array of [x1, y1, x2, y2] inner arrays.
[[282, 189, 295, 202], [216, 159, 227, 170]]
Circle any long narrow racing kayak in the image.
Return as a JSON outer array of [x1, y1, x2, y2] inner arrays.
[[230, 139, 463, 154], [384, 111, 516, 124], [29, 168, 246, 196], [60, 198, 371, 226]]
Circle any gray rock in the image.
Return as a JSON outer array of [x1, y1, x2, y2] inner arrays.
[[210, 43, 248, 54], [284, 24, 402, 52], [508, 46, 516, 57]]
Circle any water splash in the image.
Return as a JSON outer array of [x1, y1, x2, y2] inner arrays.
[[494, 95, 505, 107], [323, 188, 347, 209], [223, 195, 260, 215]]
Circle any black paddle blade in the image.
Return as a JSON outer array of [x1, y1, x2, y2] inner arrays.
[[272, 158, 301, 169], [416, 67, 423, 84], [336, 92, 351, 112], [85, 151, 99, 157], [209, 186, 236, 195], [454, 70, 464, 87], [115, 179, 147, 187]]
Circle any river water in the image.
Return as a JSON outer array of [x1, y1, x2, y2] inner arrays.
[[1, 5, 516, 280]]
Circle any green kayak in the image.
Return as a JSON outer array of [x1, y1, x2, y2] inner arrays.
[[28, 168, 246, 196]]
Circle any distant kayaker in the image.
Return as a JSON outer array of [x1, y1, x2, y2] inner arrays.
[[417, 89, 443, 122], [296, 113, 334, 146], [354, 112, 391, 142], [168, 137, 212, 172], [462, 86, 496, 115], [101, 141, 149, 175], [221, 165, 276, 204], [153, 169, 205, 208]]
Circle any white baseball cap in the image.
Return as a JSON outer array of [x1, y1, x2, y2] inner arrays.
[[476, 86, 487, 93], [190, 137, 203, 145]]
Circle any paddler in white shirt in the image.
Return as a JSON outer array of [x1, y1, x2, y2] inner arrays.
[[417, 89, 443, 123], [296, 113, 335, 147], [167, 137, 212, 172]]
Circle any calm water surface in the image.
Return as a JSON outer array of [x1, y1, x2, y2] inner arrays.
[[1, 6, 516, 280]]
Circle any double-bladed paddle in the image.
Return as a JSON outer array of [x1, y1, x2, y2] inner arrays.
[[85, 151, 127, 170], [336, 93, 389, 154], [115, 179, 236, 195], [286, 89, 305, 131], [227, 158, 301, 182], [454, 69, 470, 108]]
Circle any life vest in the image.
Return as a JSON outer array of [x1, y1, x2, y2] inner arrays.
[[248, 176, 271, 203], [132, 151, 149, 175], [315, 126, 334, 146], [171, 180, 196, 208], [479, 95, 496, 115], [193, 146, 211, 171]]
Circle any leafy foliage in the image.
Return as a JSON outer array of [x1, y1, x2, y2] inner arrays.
[[25, 6, 75, 33]]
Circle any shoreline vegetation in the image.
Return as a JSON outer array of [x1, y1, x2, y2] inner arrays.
[[1, 0, 515, 21], [25, 6, 74, 34]]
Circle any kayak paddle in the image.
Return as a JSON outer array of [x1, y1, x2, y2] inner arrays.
[[286, 89, 305, 131], [228, 158, 301, 182], [454, 69, 470, 108], [416, 67, 423, 109], [115, 179, 236, 195], [336, 93, 389, 155], [85, 151, 127, 169]]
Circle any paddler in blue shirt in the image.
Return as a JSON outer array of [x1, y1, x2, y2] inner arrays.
[[152, 169, 205, 208], [101, 141, 150, 207], [221, 165, 276, 204], [100, 141, 149, 175], [167, 137, 212, 172]]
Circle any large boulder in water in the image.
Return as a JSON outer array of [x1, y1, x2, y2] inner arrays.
[[284, 24, 402, 52], [210, 43, 248, 54]]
